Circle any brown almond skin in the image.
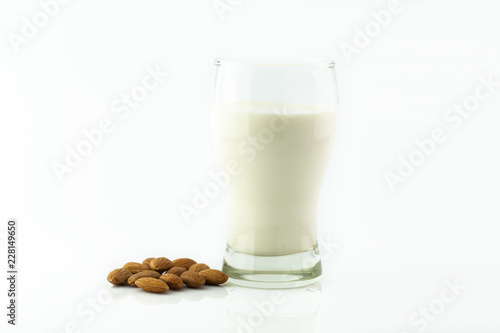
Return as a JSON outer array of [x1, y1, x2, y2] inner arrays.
[[172, 258, 197, 270], [128, 271, 161, 286], [107, 268, 133, 285], [123, 262, 151, 274], [150, 257, 173, 272], [180, 271, 205, 288], [135, 278, 169, 293], [188, 263, 210, 273], [199, 269, 229, 285], [166, 266, 187, 276], [160, 274, 184, 290], [142, 257, 155, 265]]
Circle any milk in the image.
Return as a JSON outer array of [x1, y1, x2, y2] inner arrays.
[[211, 102, 337, 256]]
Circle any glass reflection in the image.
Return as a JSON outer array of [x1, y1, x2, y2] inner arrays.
[[226, 282, 322, 333]]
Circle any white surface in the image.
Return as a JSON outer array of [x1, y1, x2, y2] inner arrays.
[[1, 0, 499, 332]]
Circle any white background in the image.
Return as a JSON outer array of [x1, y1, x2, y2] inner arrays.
[[1, 0, 500, 332]]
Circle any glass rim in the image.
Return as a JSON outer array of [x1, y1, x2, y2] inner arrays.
[[214, 58, 335, 69]]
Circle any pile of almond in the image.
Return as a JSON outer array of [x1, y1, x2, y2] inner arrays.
[[107, 257, 228, 293]]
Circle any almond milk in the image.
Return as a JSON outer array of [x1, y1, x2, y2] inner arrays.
[[211, 102, 337, 256]]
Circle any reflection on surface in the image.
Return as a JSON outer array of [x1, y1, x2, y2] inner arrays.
[[109, 284, 228, 306], [226, 282, 322, 333]]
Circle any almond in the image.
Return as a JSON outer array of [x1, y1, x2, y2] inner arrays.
[[135, 277, 169, 293], [107, 268, 133, 285], [166, 266, 187, 276], [159, 274, 184, 290], [180, 271, 205, 288], [123, 262, 151, 274], [172, 258, 197, 270], [128, 271, 161, 286], [188, 263, 210, 273], [150, 257, 173, 272], [142, 257, 155, 265], [199, 269, 228, 285]]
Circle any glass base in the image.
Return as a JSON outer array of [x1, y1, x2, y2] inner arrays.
[[222, 245, 322, 289]]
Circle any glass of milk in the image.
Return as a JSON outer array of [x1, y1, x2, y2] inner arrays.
[[211, 59, 339, 288]]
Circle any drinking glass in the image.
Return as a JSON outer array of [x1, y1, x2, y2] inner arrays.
[[210, 59, 339, 288]]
